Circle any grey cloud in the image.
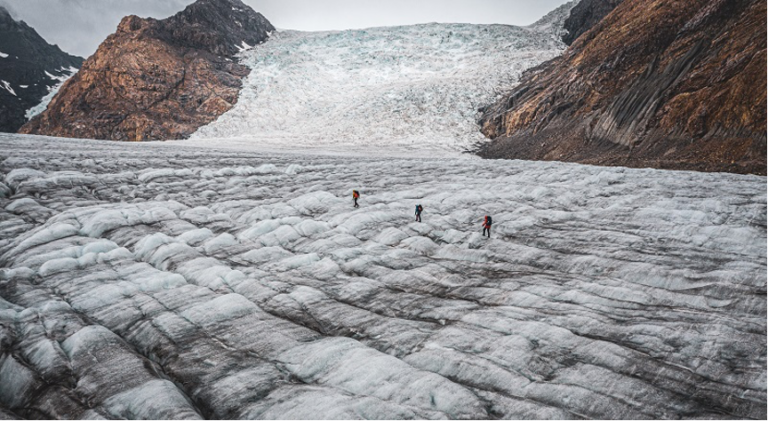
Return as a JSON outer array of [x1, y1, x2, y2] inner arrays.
[[245, 0, 573, 31], [0, 0, 193, 57]]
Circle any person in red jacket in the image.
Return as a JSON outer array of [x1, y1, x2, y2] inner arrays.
[[483, 215, 492, 237], [352, 190, 360, 208]]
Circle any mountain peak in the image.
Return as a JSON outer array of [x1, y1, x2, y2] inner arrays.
[[0, 4, 83, 133], [114, 0, 275, 57], [0, 5, 19, 26], [162, 0, 275, 56], [562, 0, 624, 45], [21, 0, 274, 141], [0, 5, 28, 30]]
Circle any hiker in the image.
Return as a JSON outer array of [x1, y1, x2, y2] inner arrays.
[[483, 215, 492, 237], [415, 204, 423, 222], [352, 190, 360, 208]]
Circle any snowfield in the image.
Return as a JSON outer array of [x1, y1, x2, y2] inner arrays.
[[0, 134, 765, 419], [189, 12, 571, 153]]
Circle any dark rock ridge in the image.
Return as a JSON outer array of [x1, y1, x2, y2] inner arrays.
[[21, 0, 274, 141], [562, 0, 624, 45], [0, 6, 83, 133], [479, 0, 766, 175]]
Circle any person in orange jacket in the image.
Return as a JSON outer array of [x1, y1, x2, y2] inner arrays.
[[483, 215, 492, 237], [352, 190, 360, 208]]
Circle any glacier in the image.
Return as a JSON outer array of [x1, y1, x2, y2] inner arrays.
[[0, 133, 765, 419], [189, 11, 572, 154]]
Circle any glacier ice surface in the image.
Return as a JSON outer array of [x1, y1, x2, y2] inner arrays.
[[0, 133, 765, 419]]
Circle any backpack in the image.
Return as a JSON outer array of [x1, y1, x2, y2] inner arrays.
[[416, 205, 422, 213], [353, 190, 359, 198], [486, 216, 492, 225]]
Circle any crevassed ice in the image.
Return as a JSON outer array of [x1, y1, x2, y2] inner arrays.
[[190, 22, 568, 153], [0, 134, 765, 419]]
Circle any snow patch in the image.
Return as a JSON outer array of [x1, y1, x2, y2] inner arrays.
[[25, 67, 78, 120], [1, 80, 16, 96], [235, 40, 253, 52]]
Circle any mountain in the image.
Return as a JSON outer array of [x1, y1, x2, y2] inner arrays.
[[20, 0, 274, 141], [0, 6, 83, 133], [478, 0, 766, 175], [561, 0, 624, 45], [190, 2, 578, 153]]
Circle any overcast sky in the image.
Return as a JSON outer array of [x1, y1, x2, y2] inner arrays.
[[0, 0, 572, 58]]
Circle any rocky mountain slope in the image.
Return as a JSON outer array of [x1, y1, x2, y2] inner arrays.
[[0, 6, 83, 133], [561, 0, 623, 45], [479, 0, 766, 175], [20, 0, 274, 141]]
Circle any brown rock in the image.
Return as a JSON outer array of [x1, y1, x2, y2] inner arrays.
[[478, 0, 766, 175], [20, 0, 274, 141]]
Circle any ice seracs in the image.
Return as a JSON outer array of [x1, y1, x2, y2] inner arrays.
[[191, 17, 572, 153]]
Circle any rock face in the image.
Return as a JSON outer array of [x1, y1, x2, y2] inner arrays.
[[20, 0, 274, 141], [478, 0, 766, 175], [0, 7, 83, 133], [562, 0, 624, 45]]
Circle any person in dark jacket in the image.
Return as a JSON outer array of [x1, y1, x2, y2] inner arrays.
[[483, 215, 492, 237], [415, 204, 423, 222]]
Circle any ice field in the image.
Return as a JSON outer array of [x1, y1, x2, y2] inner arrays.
[[0, 134, 766, 419]]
